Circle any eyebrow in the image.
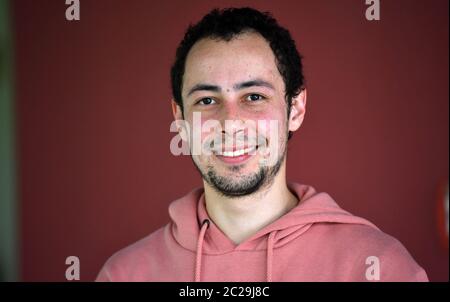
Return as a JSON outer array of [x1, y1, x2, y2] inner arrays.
[[186, 79, 275, 97]]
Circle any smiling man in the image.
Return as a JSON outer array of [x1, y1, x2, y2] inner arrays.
[[96, 7, 428, 282]]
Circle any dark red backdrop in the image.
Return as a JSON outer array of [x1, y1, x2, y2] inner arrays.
[[12, 0, 448, 281]]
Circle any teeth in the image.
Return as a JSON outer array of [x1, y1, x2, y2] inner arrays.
[[222, 147, 255, 157]]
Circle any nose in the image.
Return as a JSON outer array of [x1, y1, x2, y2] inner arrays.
[[221, 98, 241, 120], [216, 101, 254, 151], [218, 100, 246, 136]]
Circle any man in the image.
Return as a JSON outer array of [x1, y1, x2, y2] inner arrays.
[[96, 7, 428, 282]]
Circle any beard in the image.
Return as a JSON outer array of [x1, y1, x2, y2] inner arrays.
[[191, 135, 288, 198]]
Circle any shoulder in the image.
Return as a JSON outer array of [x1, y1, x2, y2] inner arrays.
[[312, 223, 428, 281], [95, 225, 167, 281]]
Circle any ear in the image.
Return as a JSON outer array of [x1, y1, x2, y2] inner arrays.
[[171, 99, 183, 121], [171, 99, 188, 141], [288, 88, 307, 133]]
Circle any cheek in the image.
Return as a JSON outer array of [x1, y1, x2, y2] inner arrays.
[[253, 111, 287, 140], [188, 116, 222, 158], [186, 112, 220, 138]]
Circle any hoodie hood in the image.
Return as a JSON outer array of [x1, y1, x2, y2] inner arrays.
[[168, 182, 380, 281], [169, 182, 379, 253]]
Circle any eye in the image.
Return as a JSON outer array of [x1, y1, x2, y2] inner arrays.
[[246, 94, 265, 102], [197, 97, 216, 105]]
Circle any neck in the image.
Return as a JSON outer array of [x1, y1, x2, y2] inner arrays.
[[203, 160, 298, 245]]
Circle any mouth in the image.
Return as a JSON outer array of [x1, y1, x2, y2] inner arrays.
[[214, 146, 257, 165]]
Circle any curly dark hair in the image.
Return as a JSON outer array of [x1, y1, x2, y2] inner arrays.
[[170, 7, 305, 138]]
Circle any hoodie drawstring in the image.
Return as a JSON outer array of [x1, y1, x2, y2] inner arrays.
[[195, 219, 276, 282], [266, 231, 276, 282], [195, 219, 210, 282]]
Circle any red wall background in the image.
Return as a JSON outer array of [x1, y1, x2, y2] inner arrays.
[[12, 0, 448, 281]]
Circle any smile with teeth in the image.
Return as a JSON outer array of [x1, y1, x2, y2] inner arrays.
[[218, 146, 256, 157]]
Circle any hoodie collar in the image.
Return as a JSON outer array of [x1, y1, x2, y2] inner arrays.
[[169, 182, 379, 255]]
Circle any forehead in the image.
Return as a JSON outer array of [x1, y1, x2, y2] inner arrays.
[[183, 32, 282, 93]]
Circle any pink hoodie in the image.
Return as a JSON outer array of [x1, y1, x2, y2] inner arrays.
[[96, 183, 428, 282]]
